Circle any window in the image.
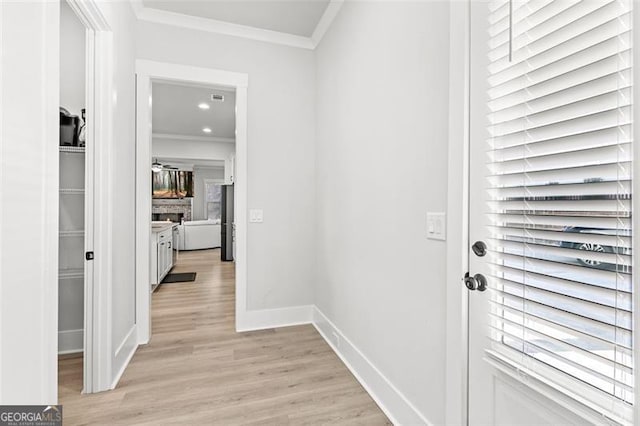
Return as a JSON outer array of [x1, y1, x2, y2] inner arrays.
[[486, 0, 633, 422], [204, 180, 222, 224]]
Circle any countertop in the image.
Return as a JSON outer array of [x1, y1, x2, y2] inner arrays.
[[151, 221, 177, 233]]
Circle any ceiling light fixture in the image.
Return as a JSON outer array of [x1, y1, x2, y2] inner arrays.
[[202, 127, 212, 133], [198, 102, 210, 110]]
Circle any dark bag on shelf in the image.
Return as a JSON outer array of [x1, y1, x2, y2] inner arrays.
[[60, 107, 80, 146]]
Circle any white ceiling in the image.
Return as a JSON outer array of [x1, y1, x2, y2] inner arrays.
[[141, 0, 331, 37], [152, 81, 236, 139]]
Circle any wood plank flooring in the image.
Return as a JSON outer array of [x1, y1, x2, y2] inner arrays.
[[58, 249, 390, 425]]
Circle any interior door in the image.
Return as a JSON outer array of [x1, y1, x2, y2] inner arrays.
[[467, 1, 634, 425]]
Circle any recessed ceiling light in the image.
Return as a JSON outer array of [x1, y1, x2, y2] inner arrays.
[[198, 103, 210, 110], [202, 127, 212, 133]]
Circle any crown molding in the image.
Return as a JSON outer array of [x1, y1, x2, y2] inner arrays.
[[135, 6, 314, 49], [131, 0, 343, 50], [129, 0, 144, 18], [311, 0, 344, 47], [152, 132, 236, 144]]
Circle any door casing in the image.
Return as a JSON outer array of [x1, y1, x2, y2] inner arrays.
[[65, 0, 114, 394], [134, 60, 249, 344]]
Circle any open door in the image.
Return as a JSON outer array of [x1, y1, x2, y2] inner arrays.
[[467, 1, 634, 424]]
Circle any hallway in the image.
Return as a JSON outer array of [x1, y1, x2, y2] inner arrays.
[[58, 249, 389, 424]]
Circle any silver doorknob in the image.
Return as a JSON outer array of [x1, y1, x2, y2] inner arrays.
[[463, 272, 488, 292]]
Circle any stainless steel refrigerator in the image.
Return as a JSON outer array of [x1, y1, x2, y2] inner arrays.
[[221, 184, 234, 261]]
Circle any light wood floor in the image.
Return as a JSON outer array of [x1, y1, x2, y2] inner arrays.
[[59, 249, 390, 425]]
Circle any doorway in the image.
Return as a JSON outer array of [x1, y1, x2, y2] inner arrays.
[[55, 0, 114, 395], [135, 61, 248, 344], [57, 0, 88, 395], [148, 80, 236, 307], [465, 1, 636, 425]]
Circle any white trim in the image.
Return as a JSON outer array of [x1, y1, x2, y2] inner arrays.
[[0, 0, 4, 404], [66, 0, 114, 394], [632, 2, 639, 423], [129, 0, 143, 18], [312, 307, 432, 426], [310, 0, 344, 47], [152, 78, 238, 92], [135, 7, 314, 50], [132, 1, 343, 50], [90, 25, 115, 395], [234, 86, 248, 331], [135, 60, 249, 343], [135, 70, 153, 344], [137, 60, 248, 88], [42, 1, 60, 404], [114, 325, 137, 359], [110, 325, 138, 389], [58, 329, 84, 355], [66, 0, 109, 30], [445, 1, 470, 425], [236, 305, 314, 332], [152, 132, 235, 144]]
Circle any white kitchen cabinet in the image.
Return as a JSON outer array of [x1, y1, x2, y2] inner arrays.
[[150, 225, 174, 290]]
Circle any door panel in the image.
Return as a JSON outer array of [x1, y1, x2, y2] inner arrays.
[[467, 1, 634, 424]]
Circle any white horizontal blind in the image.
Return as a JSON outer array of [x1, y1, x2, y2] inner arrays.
[[485, 0, 634, 423]]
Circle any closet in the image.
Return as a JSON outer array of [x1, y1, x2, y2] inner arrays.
[[58, 0, 87, 355]]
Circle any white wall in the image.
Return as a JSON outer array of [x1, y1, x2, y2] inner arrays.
[[152, 137, 234, 162], [1, 0, 137, 404], [314, 2, 450, 424], [0, 0, 59, 405], [192, 167, 225, 220], [60, 1, 85, 118], [138, 22, 317, 310]]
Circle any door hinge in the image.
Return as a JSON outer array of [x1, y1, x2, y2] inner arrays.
[[85, 251, 94, 261]]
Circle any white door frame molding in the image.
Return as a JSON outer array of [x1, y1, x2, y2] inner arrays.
[[65, 0, 114, 394], [444, 1, 470, 424], [633, 4, 640, 423], [135, 60, 248, 343]]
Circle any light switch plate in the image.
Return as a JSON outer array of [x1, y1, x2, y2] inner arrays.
[[427, 212, 446, 241], [249, 209, 264, 223]]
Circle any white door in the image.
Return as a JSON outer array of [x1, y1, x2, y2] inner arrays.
[[467, 1, 634, 425]]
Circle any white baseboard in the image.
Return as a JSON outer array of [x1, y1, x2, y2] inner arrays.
[[58, 329, 83, 354], [312, 307, 432, 426], [111, 325, 138, 389], [236, 305, 314, 332]]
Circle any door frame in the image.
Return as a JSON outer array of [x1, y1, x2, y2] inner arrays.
[[446, 1, 640, 424], [632, 3, 640, 423], [65, 0, 113, 394], [134, 60, 248, 344], [60, 0, 114, 394], [444, 1, 471, 424]]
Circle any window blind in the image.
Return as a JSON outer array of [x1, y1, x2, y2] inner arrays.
[[485, 0, 633, 423]]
